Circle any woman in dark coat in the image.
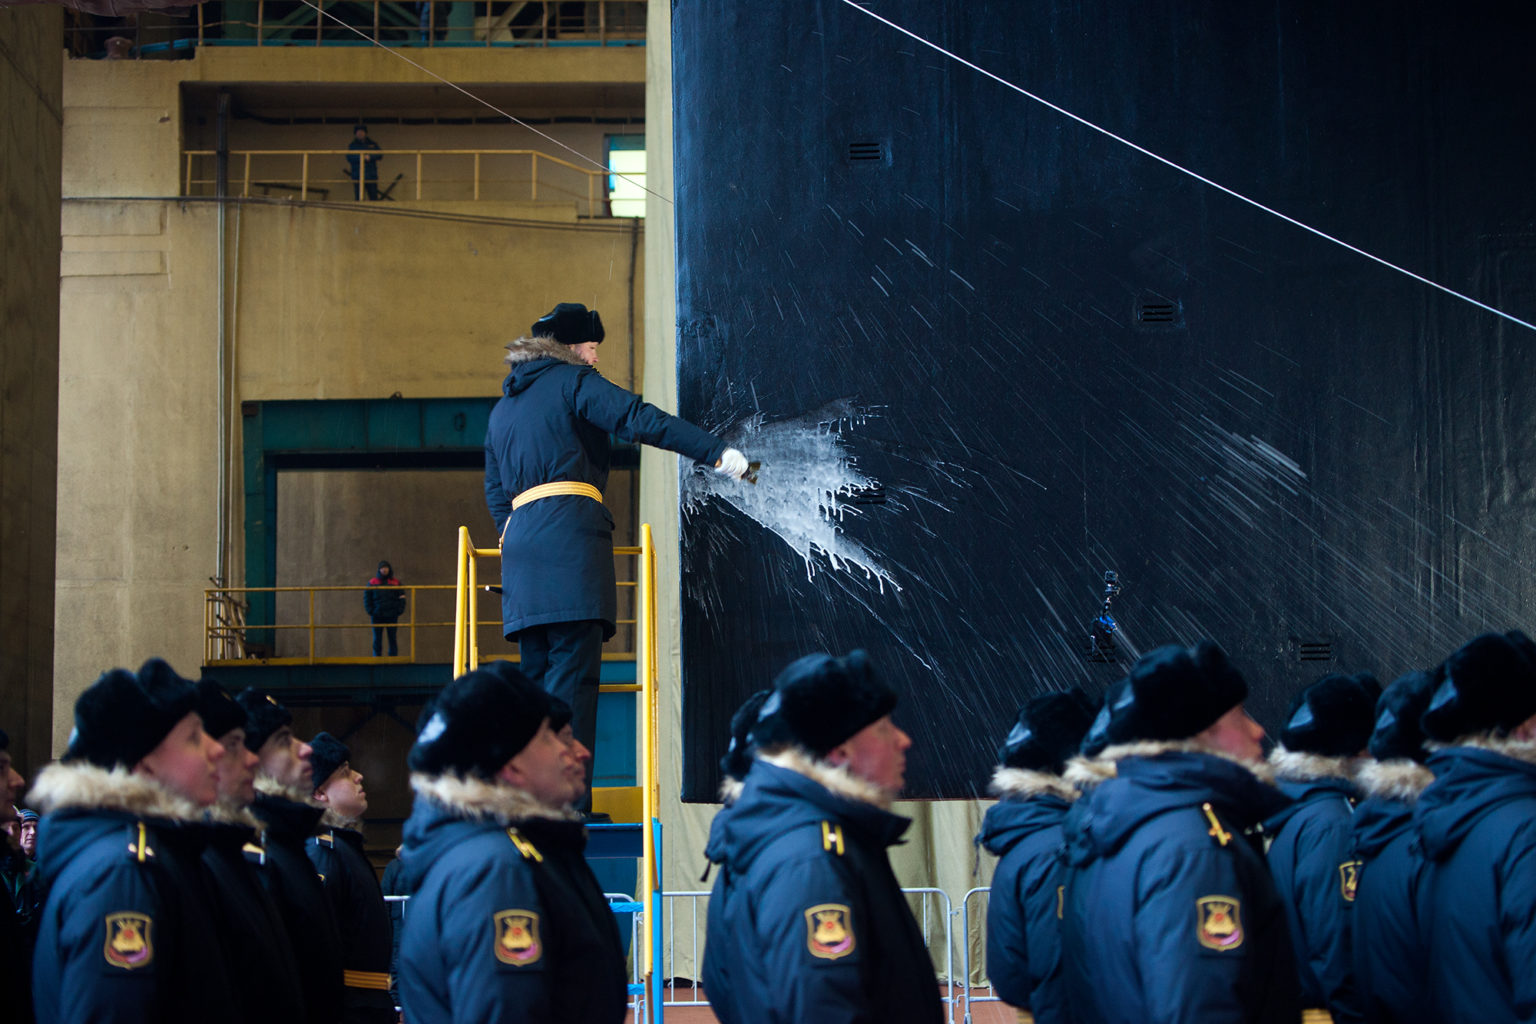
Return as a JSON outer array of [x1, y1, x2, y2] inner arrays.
[[484, 302, 750, 806]]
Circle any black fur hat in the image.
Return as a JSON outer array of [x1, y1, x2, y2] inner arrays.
[[1369, 669, 1441, 762], [1422, 630, 1536, 741], [1079, 640, 1248, 754], [308, 731, 350, 793], [530, 302, 604, 345], [751, 650, 898, 758], [720, 689, 772, 781], [1279, 672, 1383, 757], [236, 689, 294, 753], [408, 664, 552, 779], [194, 678, 246, 740], [998, 690, 1097, 773], [66, 659, 199, 769], [547, 695, 573, 733]]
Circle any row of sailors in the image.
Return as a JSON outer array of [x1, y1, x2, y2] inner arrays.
[[13, 627, 1536, 1023]]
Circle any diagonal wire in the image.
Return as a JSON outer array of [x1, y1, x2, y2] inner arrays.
[[837, 0, 1536, 335], [296, 0, 669, 205]]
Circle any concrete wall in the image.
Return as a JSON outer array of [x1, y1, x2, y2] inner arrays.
[[0, 11, 63, 775], [55, 43, 646, 751]]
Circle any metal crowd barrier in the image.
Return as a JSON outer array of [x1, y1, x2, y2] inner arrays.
[[960, 886, 999, 1023]]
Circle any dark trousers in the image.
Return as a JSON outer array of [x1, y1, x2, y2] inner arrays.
[[371, 619, 398, 656], [516, 620, 602, 811]]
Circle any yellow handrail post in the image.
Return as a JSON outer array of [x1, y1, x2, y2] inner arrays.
[[473, 152, 481, 202], [301, 152, 309, 201], [639, 521, 659, 1014], [467, 542, 479, 671], [415, 152, 422, 200], [409, 587, 417, 662], [531, 153, 538, 202], [243, 152, 252, 198], [453, 526, 469, 677], [308, 588, 317, 663]]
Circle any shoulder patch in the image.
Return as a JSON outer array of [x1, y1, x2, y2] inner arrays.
[[1339, 860, 1361, 902], [805, 903, 856, 961], [1196, 895, 1243, 951], [494, 909, 543, 966], [103, 912, 154, 969]]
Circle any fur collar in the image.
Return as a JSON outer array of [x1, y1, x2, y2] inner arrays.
[[207, 801, 264, 829], [319, 807, 362, 833], [410, 773, 580, 824], [1062, 740, 1275, 787], [757, 748, 896, 810], [988, 766, 1077, 802], [1268, 746, 1357, 783], [718, 777, 745, 805], [254, 775, 320, 806], [503, 334, 588, 369], [28, 762, 204, 822], [1449, 735, 1536, 766], [1355, 759, 1434, 801]]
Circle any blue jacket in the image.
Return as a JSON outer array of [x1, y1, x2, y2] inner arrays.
[[976, 771, 1073, 1022], [701, 754, 945, 1024], [702, 789, 743, 1024], [307, 823, 395, 1021], [1264, 760, 1364, 1022], [1062, 750, 1299, 1024], [397, 775, 627, 1024], [484, 337, 726, 639], [1350, 762, 1434, 1024], [30, 764, 233, 1024], [202, 815, 307, 1024], [250, 790, 345, 1024], [1414, 745, 1536, 1023]]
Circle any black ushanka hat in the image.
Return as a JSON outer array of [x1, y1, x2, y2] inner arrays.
[[751, 650, 898, 758], [66, 659, 199, 769], [1422, 630, 1536, 741], [308, 731, 351, 794], [194, 678, 246, 741], [1080, 640, 1248, 755], [720, 689, 772, 782], [236, 689, 294, 753], [1279, 672, 1383, 757], [530, 302, 604, 345], [1369, 668, 1441, 763], [408, 663, 552, 779], [998, 690, 1097, 773]]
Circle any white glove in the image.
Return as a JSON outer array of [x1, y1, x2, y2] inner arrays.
[[715, 448, 750, 480]]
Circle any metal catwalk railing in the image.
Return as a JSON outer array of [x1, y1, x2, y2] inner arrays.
[[180, 147, 628, 215], [69, 0, 646, 57]]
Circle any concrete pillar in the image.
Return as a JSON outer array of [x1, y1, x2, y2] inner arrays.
[[0, 12, 63, 770]]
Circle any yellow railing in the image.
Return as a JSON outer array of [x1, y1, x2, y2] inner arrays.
[[181, 148, 627, 215], [204, 555, 639, 665]]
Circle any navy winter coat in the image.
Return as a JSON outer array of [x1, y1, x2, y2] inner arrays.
[[31, 765, 233, 1024], [1414, 745, 1536, 1023], [202, 817, 307, 1024], [702, 798, 741, 1024], [1062, 750, 1299, 1024], [484, 338, 726, 639], [251, 791, 345, 1024], [307, 824, 395, 1022], [976, 782, 1072, 1021], [1265, 768, 1364, 1022], [397, 778, 627, 1024], [1350, 764, 1434, 1024], [701, 756, 945, 1024], [364, 576, 405, 621]]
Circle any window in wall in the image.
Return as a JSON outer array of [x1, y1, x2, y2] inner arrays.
[[606, 134, 646, 218]]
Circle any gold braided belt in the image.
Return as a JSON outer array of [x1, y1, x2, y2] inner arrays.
[[510, 481, 603, 511]]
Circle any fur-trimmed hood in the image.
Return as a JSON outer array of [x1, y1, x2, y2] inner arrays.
[[709, 753, 911, 877], [1064, 748, 1290, 868], [319, 807, 363, 833], [1269, 746, 1359, 784], [1417, 740, 1536, 863], [989, 766, 1078, 802], [503, 333, 588, 373], [1355, 759, 1434, 803], [252, 778, 325, 841], [30, 760, 203, 821], [1064, 739, 1276, 791], [399, 773, 583, 892], [757, 747, 896, 810]]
